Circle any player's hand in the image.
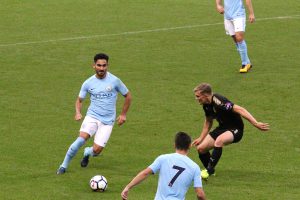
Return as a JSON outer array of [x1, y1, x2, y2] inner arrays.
[[255, 122, 270, 131], [192, 137, 201, 146], [121, 187, 129, 200], [74, 113, 82, 121], [117, 114, 127, 126], [249, 14, 255, 23], [216, 5, 224, 14]]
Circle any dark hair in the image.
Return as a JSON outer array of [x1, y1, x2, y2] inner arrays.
[[175, 132, 191, 150], [94, 53, 109, 63]]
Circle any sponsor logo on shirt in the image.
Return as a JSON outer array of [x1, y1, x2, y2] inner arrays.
[[93, 92, 113, 99]]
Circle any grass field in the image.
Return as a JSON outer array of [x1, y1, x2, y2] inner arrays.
[[1, 0, 300, 199]]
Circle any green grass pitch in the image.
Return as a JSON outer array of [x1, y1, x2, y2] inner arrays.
[[0, 0, 299, 199]]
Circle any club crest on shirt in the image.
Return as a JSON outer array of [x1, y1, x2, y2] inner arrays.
[[106, 85, 112, 92], [225, 102, 232, 110]]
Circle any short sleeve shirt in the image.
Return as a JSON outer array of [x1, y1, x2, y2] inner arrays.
[[149, 153, 202, 200], [203, 93, 244, 129], [79, 72, 129, 125]]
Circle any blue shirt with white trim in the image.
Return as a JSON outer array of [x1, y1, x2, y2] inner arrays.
[[149, 153, 202, 200], [79, 72, 129, 125]]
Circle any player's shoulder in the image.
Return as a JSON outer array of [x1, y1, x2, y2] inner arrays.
[[185, 156, 200, 168], [152, 154, 171, 165], [84, 74, 97, 82], [156, 153, 178, 162], [159, 153, 174, 159], [81, 74, 97, 86], [212, 93, 229, 104], [107, 72, 120, 80]]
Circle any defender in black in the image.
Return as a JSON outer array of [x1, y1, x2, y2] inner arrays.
[[193, 83, 269, 180]]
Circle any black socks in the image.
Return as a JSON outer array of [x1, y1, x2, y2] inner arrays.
[[198, 151, 211, 169], [207, 147, 223, 174]]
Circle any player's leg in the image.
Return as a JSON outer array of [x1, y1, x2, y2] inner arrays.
[[206, 131, 234, 175], [197, 134, 215, 169], [198, 128, 226, 178], [205, 128, 243, 178], [224, 18, 237, 48], [57, 116, 97, 174], [57, 132, 89, 174], [225, 18, 251, 72], [81, 122, 113, 167], [233, 18, 252, 72], [197, 132, 219, 180]]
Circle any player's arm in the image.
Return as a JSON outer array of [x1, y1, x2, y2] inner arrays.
[[233, 104, 269, 131], [121, 167, 153, 200], [195, 187, 206, 200], [75, 97, 84, 121], [245, 0, 255, 23], [192, 117, 213, 146], [117, 91, 132, 126], [215, 0, 224, 14]]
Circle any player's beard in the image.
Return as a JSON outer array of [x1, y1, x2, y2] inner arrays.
[[96, 70, 107, 78]]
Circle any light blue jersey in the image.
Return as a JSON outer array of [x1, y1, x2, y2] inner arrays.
[[224, 0, 246, 20], [79, 72, 129, 125], [149, 153, 202, 200]]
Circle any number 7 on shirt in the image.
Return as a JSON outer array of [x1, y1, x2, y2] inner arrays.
[[168, 165, 185, 187]]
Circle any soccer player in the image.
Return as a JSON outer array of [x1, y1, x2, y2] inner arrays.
[[215, 0, 255, 73], [121, 132, 206, 200], [56, 53, 132, 174], [192, 83, 269, 179]]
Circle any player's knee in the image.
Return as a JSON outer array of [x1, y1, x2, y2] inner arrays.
[[93, 146, 103, 155], [79, 132, 90, 140], [214, 139, 224, 147], [235, 35, 244, 43], [197, 146, 207, 154]]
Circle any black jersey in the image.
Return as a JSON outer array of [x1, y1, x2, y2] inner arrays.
[[202, 93, 244, 129]]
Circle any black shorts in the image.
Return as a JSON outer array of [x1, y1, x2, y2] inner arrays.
[[209, 127, 244, 143]]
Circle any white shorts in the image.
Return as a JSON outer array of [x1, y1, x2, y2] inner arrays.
[[224, 18, 246, 36], [80, 116, 113, 147]]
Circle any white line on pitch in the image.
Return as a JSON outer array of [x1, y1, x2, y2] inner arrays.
[[0, 15, 299, 47]]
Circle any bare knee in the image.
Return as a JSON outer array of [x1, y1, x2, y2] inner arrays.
[[79, 132, 90, 140], [214, 139, 225, 148], [93, 145, 104, 155], [197, 145, 209, 154], [235, 33, 244, 43]]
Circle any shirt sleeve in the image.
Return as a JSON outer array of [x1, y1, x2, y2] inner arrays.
[[148, 155, 163, 174], [193, 166, 203, 188], [116, 79, 129, 96], [78, 80, 88, 99], [213, 95, 234, 112]]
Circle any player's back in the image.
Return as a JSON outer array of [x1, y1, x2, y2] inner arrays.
[[151, 153, 201, 200]]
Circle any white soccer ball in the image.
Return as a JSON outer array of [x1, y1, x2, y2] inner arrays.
[[90, 175, 108, 192]]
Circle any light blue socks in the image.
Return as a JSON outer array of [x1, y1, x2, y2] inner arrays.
[[236, 40, 250, 65], [84, 147, 99, 157], [60, 137, 85, 168]]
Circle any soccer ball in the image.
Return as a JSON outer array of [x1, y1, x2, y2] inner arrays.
[[90, 175, 108, 192]]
